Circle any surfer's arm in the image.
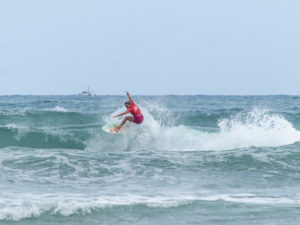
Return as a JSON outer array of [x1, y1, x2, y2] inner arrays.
[[125, 91, 133, 102], [113, 111, 130, 118]]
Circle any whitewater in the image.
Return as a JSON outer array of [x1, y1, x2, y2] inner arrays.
[[0, 95, 300, 225]]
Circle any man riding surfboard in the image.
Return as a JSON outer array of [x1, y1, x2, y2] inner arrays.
[[112, 91, 144, 132]]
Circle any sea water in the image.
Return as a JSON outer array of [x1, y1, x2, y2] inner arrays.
[[0, 95, 300, 225]]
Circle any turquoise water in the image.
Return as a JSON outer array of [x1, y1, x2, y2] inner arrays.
[[0, 95, 300, 225]]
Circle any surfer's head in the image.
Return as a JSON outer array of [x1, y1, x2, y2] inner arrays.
[[125, 101, 131, 108]]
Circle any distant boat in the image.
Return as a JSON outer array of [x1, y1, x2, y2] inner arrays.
[[79, 87, 93, 96]]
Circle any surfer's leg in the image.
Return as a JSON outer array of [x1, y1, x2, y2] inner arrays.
[[115, 116, 134, 130]]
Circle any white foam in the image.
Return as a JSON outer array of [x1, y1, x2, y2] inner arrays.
[[51, 106, 68, 112], [200, 193, 300, 205], [0, 193, 299, 221]]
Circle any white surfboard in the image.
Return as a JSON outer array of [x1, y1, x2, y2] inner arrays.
[[102, 123, 121, 133]]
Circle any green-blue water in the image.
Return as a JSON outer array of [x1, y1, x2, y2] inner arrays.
[[0, 95, 300, 225]]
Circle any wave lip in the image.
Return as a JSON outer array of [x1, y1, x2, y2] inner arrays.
[[0, 123, 86, 149]]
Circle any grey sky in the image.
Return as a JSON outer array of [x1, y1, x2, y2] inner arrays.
[[0, 0, 300, 95]]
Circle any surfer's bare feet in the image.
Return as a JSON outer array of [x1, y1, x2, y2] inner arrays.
[[114, 126, 121, 132]]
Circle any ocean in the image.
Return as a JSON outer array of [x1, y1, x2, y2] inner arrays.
[[0, 95, 300, 225]]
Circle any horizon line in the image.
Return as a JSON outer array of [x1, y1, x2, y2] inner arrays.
[[0, 94, 299, 97]]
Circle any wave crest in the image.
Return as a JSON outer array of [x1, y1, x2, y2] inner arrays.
[[89, 107, 300, 151]]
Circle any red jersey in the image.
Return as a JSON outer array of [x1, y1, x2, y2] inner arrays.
[[127, 100, 142, 117]]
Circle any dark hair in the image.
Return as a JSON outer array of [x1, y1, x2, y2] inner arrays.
[[125, 101, 131, 106]]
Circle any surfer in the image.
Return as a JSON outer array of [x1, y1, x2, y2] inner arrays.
[[112, 91, 144, 132]]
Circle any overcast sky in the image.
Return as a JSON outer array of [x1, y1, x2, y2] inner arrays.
[[0, 0, 300, 95]]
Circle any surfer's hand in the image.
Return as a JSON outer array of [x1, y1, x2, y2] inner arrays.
[[125, 91, 129, 95]]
